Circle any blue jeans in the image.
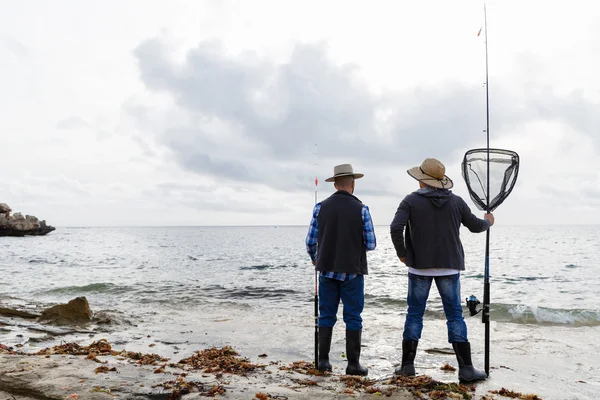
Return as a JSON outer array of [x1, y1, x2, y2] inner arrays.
[[403, 272, 468, 343], [319, 275, 364, 330]]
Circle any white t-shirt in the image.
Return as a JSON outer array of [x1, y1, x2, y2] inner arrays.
[[408, 267, 459, 276]]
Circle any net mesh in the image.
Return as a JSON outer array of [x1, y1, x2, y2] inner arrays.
[[461, 148, 519, 212]]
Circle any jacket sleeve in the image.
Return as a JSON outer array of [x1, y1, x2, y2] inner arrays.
[[390, 197, 411, 258], [459, 197, 491, 233], [362, 205, 377, 251], [305, 203, 321, 261]]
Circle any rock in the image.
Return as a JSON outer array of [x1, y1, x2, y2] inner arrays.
[[0, 308, 40, 319], [0, 203, 55, 236], [39, 297, 93, 325], [0, 203, 11, 215], [91, 311, 113, 325]]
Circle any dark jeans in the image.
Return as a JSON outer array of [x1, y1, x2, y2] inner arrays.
[[318, 275, 364, 330], [403, 272, 468, 343]]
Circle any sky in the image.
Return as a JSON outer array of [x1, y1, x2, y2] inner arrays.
[[1, 0, 599, 226]]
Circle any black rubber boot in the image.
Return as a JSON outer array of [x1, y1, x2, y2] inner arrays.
[[394, 339, 418, 376], [345, 329, 368, 376], [452, 342, 487, 383], [318, 326, 333, 372]]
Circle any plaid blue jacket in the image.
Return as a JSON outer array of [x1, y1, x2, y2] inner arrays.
[[306, 202, 376, 281]]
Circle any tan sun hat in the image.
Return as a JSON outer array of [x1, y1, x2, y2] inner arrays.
[[407, 158, 454, 189], [325, 164, 364, 182]]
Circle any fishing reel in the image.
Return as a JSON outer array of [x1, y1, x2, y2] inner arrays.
[[466, 295, 481, 316]]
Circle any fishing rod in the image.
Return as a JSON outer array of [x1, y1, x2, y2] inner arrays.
[[464, 3, 491, 375], [483, 3, 491, 377], [463, 3, 521, 379], [314, 143, 319, 369]]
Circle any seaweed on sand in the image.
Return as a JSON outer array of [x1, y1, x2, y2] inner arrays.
[[339, 376, 394, 397], [440, 362, 457, 372], [278, 360, 328, 376], [175, 345, 265, 375], [152, 377, 225, 399], [0, 344, 16, 354], [94, 366, 117, 374], [339, 375, 376, 390], [489, 388, 543, 399], [291, 378, 319, 387], [34, 339, 168, 365], [387, 375, 475, 399]]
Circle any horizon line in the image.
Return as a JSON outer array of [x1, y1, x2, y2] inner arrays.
[[48, 224, 600, 228]]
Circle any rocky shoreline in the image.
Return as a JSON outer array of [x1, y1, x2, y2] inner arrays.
[[0, 340, 545, 400], [0, 203, 55, 237], [0, 342, 418, 400], [0, 298, 543, 400]]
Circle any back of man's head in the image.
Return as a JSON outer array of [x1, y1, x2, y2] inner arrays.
[[334, 175, 355, 191]]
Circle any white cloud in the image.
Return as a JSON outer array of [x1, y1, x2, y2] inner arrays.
[[0, 0, 598, 226]]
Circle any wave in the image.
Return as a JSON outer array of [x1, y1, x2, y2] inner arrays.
[[201, 284, 299, 300], [365, 294, 406, 308], [41, 283, 133, 295], [28, 257, 57, 264], [465, 274, 550, 283], [239, 264, 298, 271], [492, 304, 600, 326], [364, 295, 600, 326]]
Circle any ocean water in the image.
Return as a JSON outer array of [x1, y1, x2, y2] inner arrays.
[[1, 225, 599, 399]]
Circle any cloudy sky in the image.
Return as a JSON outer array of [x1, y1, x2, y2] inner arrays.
[[1, 0, 599, 226]]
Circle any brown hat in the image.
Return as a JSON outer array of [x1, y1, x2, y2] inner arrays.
[[407, 158, 453, 189], [325, 164, 364, 182]]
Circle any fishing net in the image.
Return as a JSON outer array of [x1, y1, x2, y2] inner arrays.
[[461, 148, 519, 212]]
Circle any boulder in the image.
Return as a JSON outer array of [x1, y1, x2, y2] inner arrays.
[[0, 307, 39, 319], [0, 203, 55, 236], [0, 203, 10, 215], [39, 297, 93, 325]]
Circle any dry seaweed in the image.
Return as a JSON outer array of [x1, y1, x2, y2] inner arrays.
[[0, 344, 15, 354], [291, 378, 319, 387], [278, 360, 327, 376], [364, 386, 394, 396], [34, 339, 168, 365], [154, 363, 168, 374], [489, 388, 543, 399], [490, 388, 522, 398], [176, 346, 264, 375], [35, 342, 91, 356], [387, 375, 474, 399], [152, 377, 225, 399], [441, 362, 457, 372], [86, 353, 103, 363], [203, 384, 227, 397], [340, 375, 376, 390], [94, 366, 117, 374]]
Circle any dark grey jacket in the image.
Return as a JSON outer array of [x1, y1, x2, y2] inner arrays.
[[390, 188, 490, 270]]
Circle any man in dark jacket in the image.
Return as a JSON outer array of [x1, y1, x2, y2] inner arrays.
[[306, 164, 376, 376], [390, 158, 493, 383]]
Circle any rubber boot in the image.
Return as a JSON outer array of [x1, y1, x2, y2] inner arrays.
[[394, 339, 418, 376], [452, 342, 487, 382], [318, 326, 333, 372], [345, 329, 368, 376]]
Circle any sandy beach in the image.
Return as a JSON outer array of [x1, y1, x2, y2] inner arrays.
[[0, 341, 416, 399], [0, 326, 547, 400]]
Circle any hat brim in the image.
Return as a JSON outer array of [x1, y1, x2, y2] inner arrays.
[[407, 167, 453, 189], [325, 172, 364, 183]]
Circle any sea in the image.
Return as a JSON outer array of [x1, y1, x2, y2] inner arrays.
[[1, 225, 599, 399]]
